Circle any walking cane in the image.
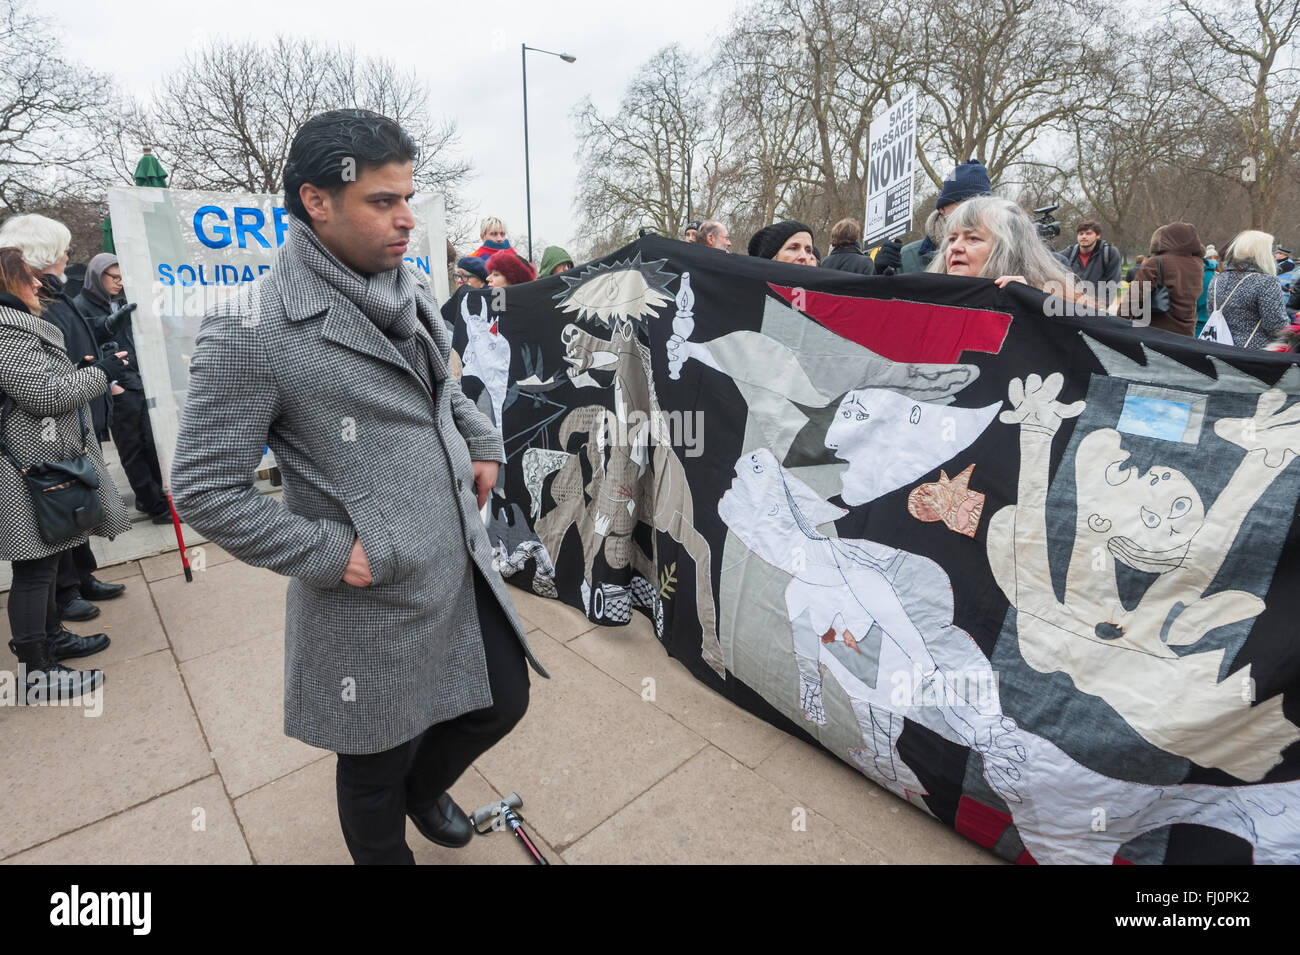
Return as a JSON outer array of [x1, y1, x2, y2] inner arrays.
[[164, 492, 192, 582], [469, 792, 548, 865]]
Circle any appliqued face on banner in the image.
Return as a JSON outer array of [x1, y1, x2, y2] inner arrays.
[[719, 449, 848, 569], [826, 389, 999, 505], [1077, 430, 1205, 572], [554, 254, 676, 327], [561, 321, 621, 375]]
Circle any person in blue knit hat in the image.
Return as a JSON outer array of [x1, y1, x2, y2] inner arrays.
[[899, 159, 992, 273]]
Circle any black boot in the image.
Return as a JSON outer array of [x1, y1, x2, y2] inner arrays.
[[8, 638, 104, 703], [47, 627, 111, 661]]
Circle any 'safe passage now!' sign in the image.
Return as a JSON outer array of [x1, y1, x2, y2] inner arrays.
[[865, 91, 917, 245]]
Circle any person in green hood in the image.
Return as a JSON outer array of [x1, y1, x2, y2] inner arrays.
[[538, 246, 574, 277]]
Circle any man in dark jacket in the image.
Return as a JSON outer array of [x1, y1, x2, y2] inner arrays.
[[1065, 220, 1121, 285], [0, 214, 129, 620], [75, 253, 169, 524], [1118, 221, 1206, 336], [821, 218, 875, 275]]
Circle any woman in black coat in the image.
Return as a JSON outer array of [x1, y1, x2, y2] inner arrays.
[[0, 247, 131, 701]]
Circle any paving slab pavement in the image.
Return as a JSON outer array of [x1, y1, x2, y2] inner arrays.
[[0, 552, 997, 865]]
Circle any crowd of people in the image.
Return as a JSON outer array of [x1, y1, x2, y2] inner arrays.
[[438, 156, 1298, 354], [2, 108, 1298, 864], [6, 150, 1298, 706]]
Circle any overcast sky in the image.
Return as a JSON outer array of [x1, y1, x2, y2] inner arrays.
[[53, 0, 743, 257]]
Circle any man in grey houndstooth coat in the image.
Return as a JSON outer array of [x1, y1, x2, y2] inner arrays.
[[171, 110, 547, 864]]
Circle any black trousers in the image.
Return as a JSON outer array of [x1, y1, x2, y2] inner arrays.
[[111, 388, 165, 515], [8, 553, 65, 647], [55, 543, 98, 608], [334, 568, 530, 864]]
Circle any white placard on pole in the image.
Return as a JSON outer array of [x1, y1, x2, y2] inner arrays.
[[864, 91, 918, 246]]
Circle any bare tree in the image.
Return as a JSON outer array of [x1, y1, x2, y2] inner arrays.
[[1066, 25, 1217, 254], [910, 0, 1113, 192], [1172, 0, 1300, 231], [141, 36, 472, 220], [573, 45, 713, 248], [719, 0, 917, 239], [0, 0, 114, 210]]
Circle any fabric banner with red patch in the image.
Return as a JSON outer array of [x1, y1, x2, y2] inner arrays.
[[453, 234, 1300, 864]]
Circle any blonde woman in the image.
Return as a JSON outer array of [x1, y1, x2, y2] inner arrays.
[[1206, 230, 1290, 349], [470, 216, 512, 262]]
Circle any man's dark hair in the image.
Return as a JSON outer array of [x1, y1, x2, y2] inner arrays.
[[283, 109, 419, 223], [1076, 220, 1102, 235]]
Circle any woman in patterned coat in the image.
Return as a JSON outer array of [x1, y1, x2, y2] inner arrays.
[[1206, 230, 1292, 350], [0, 247, 131, 700]]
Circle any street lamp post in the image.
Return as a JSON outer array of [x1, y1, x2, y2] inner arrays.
[[686, 146, 692, 224], [522, 44, 576, 265]]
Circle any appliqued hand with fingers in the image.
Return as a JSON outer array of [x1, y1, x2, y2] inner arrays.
[[1214, 388, 1300, 469], [968, 716, 1027, 805], [999, 372, 1086, 437]]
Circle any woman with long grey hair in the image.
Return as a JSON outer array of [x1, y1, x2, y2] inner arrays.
[[926, 196, 1092, 307]]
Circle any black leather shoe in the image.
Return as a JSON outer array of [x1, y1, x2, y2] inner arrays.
[[8, 639, 104, 702], [59, 598, 101, 622], [82, 578, 126, 601], [48, 628, 111, 661], [407, 792, 473, 849], [150, 511, 172, 525]]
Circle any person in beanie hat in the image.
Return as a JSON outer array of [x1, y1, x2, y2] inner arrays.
[[747, 220, 816, 264], [441, 255, 490, 333], [455, 256, 488, 288], [486, 249, 538, 286], [538, 246, 574, 277], [684, 220, 702, 243], [899, 159, 992, 273]]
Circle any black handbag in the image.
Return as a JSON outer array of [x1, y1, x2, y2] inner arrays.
[[0, 396, 106, 545]]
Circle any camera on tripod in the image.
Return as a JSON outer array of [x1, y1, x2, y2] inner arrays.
[[1033, 204, 1061, 243]]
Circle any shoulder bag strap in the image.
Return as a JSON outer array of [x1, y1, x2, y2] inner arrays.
[[0, 392, 92, 476], [0, 395, 27, 475], [1211, 274, 1250, 314]]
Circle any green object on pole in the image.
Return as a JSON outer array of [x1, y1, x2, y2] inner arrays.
[[133, 148, 168, 187], [103, 146, 169, 251]]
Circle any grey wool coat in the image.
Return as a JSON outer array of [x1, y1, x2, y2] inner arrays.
[[170, 240, 547, 756], [0, 305, 132, 561]]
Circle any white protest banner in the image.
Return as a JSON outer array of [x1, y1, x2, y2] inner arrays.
[[107, 187, 447, 486], [864, 91, 917, 245]]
